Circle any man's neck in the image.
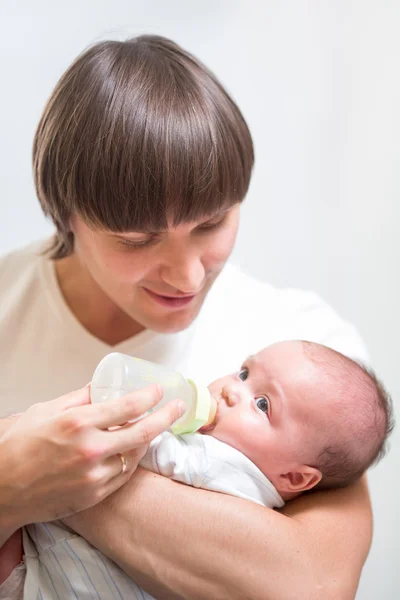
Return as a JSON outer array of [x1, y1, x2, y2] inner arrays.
[[55, 254, 144, 346]]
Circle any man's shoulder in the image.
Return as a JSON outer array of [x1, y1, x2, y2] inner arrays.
[[199, 263, 368, 365], [0, 239, 48, 287], [210, 263, 327, 318], [211, 263, 277, 305]]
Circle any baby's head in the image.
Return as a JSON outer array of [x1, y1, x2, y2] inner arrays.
[[203, 340, 394, 500]]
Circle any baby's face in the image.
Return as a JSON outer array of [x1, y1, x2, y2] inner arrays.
[[203, 341, 326, 492]]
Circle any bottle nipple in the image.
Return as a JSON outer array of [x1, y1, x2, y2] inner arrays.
[[197, 394, 217, 433], [203, 394, 217, 428], [171, 382, 217, 435]]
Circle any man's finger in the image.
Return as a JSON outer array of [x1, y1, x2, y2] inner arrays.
[[103, 400, 184, 456], [91, 384, 164, 429], [44, 385, 91, 413]]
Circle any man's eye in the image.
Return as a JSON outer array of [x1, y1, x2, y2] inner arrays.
[[239, 368, 248, 381], [118, 237, 154, 249], [256, 397, 270, 415], [197, 215, 227, 232]]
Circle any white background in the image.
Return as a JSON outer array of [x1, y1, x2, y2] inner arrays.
[[0, 1, 399, 597]]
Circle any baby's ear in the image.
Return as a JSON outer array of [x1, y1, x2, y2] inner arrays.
[[278, 466, 322, 494]]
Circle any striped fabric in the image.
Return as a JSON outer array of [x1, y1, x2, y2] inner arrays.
[[23, 523, 153, 600]]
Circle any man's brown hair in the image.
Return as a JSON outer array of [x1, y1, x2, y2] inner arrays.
[[33, 35, 254, 259]]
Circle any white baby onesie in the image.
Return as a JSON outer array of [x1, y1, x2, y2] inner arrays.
[[18, 433, 283, 600]]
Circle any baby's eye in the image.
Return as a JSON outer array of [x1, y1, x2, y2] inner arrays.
[[256, 397, 270, 415], [238, 368, 249, 381]]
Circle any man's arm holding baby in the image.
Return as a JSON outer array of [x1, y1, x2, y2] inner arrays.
[[65, 467, 372, 600]]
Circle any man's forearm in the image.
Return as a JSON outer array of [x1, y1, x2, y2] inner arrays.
[[66, 468, 295, 599], [65, 469, 372, 600]]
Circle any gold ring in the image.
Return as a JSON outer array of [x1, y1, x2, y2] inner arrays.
[[119, 453, 128, 475]]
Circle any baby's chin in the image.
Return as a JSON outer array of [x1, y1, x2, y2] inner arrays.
[[198, 421, 227, 445], [198, 423, 217, 435]]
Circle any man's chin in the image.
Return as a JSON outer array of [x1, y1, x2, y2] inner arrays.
[[138, 307, 200, 334]]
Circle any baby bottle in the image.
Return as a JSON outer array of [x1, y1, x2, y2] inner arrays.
[[90, 353, 217, 435]]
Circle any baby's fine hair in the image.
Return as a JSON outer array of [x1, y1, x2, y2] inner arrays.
[[302, 341, 394, 490]]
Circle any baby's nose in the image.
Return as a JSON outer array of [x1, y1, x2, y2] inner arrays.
[[222, 385, 240, 406]]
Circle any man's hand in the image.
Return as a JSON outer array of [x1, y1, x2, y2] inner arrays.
[[0, 384, 183, 531]]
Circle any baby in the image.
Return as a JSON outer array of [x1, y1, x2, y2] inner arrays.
[[0, 340, 393, 599], [140, 338, 393, 507], [203, 339, 393, 497]]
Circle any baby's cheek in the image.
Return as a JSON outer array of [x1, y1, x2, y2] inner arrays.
[[210, 413, 255, 454]]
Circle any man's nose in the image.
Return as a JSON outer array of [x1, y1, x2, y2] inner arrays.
[[160, 253, 205, 293]]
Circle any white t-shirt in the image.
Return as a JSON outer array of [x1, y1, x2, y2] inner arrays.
[[0, 240, 368, 416]]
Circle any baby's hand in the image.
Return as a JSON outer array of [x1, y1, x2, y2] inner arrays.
[[0, 529, 23, 584]]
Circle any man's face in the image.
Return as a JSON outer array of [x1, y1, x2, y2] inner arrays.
[[205, 341, 325, 486], [70, 204, 240, 334]]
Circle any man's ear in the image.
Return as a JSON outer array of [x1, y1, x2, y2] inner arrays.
[[277, 466, 322, 494]]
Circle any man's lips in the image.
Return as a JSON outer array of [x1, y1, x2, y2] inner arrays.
[[143, 288, 197, 309]]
